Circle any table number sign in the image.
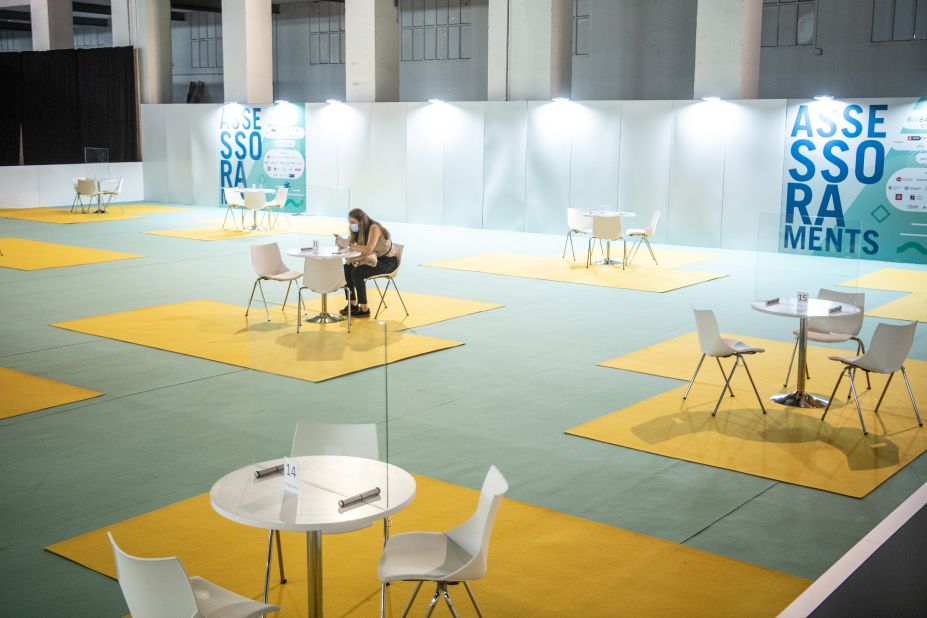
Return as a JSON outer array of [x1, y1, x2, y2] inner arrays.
[[283, 456, 299, 492], [796, 291, 809, 308]]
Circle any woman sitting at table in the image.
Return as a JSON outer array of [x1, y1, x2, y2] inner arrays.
[[336, 208, 398, 317]]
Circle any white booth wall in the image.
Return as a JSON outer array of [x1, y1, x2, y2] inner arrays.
[[139, 99, 795, 250], [0, 162, 144, 209]]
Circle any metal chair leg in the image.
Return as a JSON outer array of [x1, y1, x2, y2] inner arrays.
[[847, 369, 868, 434], [901, 366, 923, 426], [274, 529, 286, 583], [423, 584, 441, 618], [872, 372, 894, 416], [257, 280, 270, 321], [296, 288, 304, 333], [586, 237, 593, 268], [399, 581, 423, 618], [263, 529, 274, 603], [463, 582, 484, 618], [245, 279, 260, 317], [373, 279, 388, 318], [562, 230, 574, 260], [853, 337, 871, 389], [741, 355, 767, 414], [441, 583, 460, 618], [713, 356, 740, 416], [683, 354, 706, 399], [716, 357, 734, 397], [784, 337, 798, 388], [644, 236, 658, 265], [282, 280, 293, 311], [393, 280, 410, 316], [821, 366, 848, 422]]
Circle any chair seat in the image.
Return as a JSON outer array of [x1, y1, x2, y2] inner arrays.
[[189, 576, 279, 618], [378, 532, 472, 583], [721, 337, 764, 355], [266, 270, 301, 282], [625, 228, 647, 236], [829, 354, 887, 373], [795, 329, 854, 343]]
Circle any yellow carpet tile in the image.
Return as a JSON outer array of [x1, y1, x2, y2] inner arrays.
[[0, 238, 143, 270], [0, 367, 101, 420]]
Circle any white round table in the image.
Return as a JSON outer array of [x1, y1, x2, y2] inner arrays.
[[286, 247, 361, 323], [226, 187, 275, 230], [210, 455, 416, 618], [582, 211, 636, 266], [751, 297, 861, 408]]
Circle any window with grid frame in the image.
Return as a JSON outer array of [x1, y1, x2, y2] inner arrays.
[[400, 0, 472, 62], [189, 11, 223, 69], [872, 0, 927, 42], [309, 1, 345, 65], [573, 0, 589, 56], [761, 0, 817, 47]]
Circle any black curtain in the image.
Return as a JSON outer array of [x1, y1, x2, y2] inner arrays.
[[20, 49, 81, 165], [18, 46, 139, 166], [76, 46, 138, 163], [0, 52, 21, 166]]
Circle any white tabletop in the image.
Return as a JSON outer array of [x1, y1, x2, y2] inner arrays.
[[751, 297, 860, 319], [225, 187, 276, 194], [210, 455, 416, 533], [583, 210, 636, 218], [287, 246, 361, 260]]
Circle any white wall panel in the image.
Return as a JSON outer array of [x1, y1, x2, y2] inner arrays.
[[37, 164, 94, 207], [667, 100, 726, 247], [405, 103, 445, 225], [141, 105, 169, 202], [617, 101, 673, 242], [442, 102, 485, 228], [0, 167, 38, 208], [0, 162, 143, 209], [369, 103, 407, 223], [570, 101, 621, 210], [483, 101, 527, 231], [720, 100, 787, 250], [525, 101, 572, 234], [336, 103, 373, 214], [106, 163, 145, 202], [307, 102, 342, 216], [166, 107, 194, 204], [190, 105, 222, 206]]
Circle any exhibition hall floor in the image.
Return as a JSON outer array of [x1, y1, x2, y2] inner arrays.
[[1, 205, 926, 616]]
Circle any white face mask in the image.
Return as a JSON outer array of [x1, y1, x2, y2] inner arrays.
[[350, 223, 359, 233]]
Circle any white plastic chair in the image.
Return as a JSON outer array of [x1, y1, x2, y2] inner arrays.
[[262, 422, 380, 603], [625, 210, 661, 266], [108, 532, 279, 618], [369, 243, 410, 319], [586, 213, 625, 269], [222, 187, 246, 230], [297, 258, 351, 333], [821, 321, 922, 435], [243, 190, 268, 230], [784, 289, 869, 389], [101, 177, 125, 213], [562, 207, 596, 261], [264, 187, 290, 229], [378, 465, 508, 618], [684, 309, 767, 416], [246, 243, 301, 321], [70, 177, 82, 212], [75, 178, 103, 213]]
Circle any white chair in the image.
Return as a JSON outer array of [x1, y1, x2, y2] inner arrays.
[[370, 243, 410, 320], [245, 243, 301, 322], [108, 532, 279, 618], [784, 289, 870, 389], [264, 187, 290, 229], [75, 178, 103, 214], [586, 214, 626, 270], [562, 207, 597, 262], [101, 177, 125, 213], [625, 210, 661, 266], [262, 422, 380, 603], [222, 187, 246, 230], [243, 190, 268, 230], [297, 258, 352, 333], [378, 465, 508, 618], [684, 309, 767, 416], [821, 321, 922, 435], [70, 177, 82, 212]]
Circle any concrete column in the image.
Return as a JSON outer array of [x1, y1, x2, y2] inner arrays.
[[30, 0, 72, 51], [133, 0, 172, 104], [487, 0, 508, 101], [222, 0, 274, 103], [694, 0, 762, 99], [110, 0, 131, 47], [505, 0, 571, 101], [345, 0, 399, 102]]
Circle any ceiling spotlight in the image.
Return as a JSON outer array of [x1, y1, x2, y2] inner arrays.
[[552, 97, 570, 103], [814, 95, 834, 101], [325, 98, 341, 104], [275, 99, 289, 104], [428, 98, 444, 104], [701, 96, 721, 102]]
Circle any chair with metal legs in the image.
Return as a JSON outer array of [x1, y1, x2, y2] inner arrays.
[[245, 243, 301, 321], [586, 214, 625, 269], [261, 422, 381, 604], [370, 243, 410, 319], [624, 210, 661, 266], [563, 207, 597, 261], [821, 321, 922, 435], [684, 309, 767, 416], [783, 289, 870, 390], [378, 465, 507, 618], [222, 187, 246, 230]]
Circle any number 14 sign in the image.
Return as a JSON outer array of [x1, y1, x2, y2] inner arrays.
[[283, 456, 299, 492]]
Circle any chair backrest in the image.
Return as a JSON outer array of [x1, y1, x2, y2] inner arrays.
[[244, 190, 266, 211], [445, 465, 508, 581], [272, 187, 288, 206], [223, 187, 244, 206], [862, 321, 917, 374], [77, 178, 97, 196], [72, 177, 80, 191], [592, 214, 621, 240], [693, 308, 734, 357], [291, 421, 379, 459], [112, 177, 124, 194], [646, 210, 661, 235], [302, 257, 347, 294], [108, 533, 198, 618], [250, 242, 288, 277], [567, 208, 592, 234], [390, 243, 404, 270], [808, 288, 865, 336]]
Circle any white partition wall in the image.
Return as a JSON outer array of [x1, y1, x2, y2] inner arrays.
[[0, 162, 144, 209]]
